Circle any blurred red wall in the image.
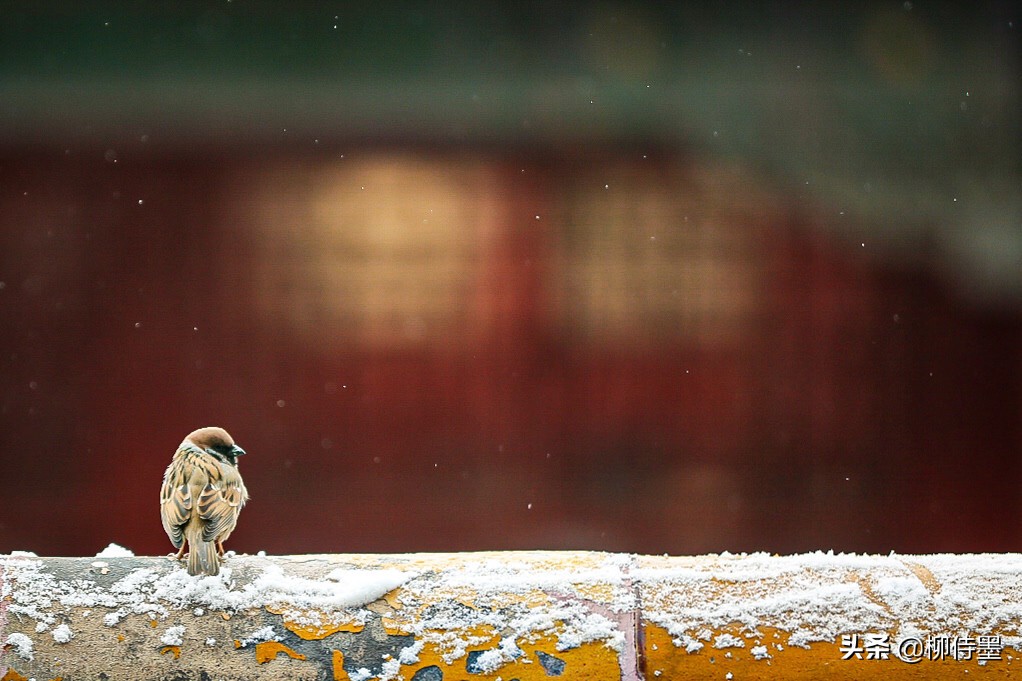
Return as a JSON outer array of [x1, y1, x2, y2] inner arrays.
[[1, 148, 1019, 557]]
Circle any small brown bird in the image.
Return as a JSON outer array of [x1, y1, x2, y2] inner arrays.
[[160, 427, 249, 576]]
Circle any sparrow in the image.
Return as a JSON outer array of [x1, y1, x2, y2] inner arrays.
[[160, 427, 249, 576]]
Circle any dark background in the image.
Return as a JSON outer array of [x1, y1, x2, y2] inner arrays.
[[1, 2, 1019, 557]]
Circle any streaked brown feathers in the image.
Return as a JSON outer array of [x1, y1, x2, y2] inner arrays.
[[159, 427, 249, 576]]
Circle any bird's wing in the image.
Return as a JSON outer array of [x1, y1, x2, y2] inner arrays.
[[197, 471, 246, 543], [159, 456, 193, 549]]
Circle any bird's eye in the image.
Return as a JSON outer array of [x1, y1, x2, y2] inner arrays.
[[211, 444, 237, 458]]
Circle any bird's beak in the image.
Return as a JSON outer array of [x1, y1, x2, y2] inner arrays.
[[231, 445, 247, 457]]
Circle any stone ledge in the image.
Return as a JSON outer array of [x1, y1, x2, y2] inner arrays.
[[1, 551, 1020, 680]]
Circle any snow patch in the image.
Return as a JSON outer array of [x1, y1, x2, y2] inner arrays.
[[95, 543, 135, 558], [714, 633, 745, 649], [52, 624, 73, 643], [398, 639, 424, 665], [160, 625, 186, 646], [378, 657, 401, 680], [3, 550, 1020, 673], [388, 552, 636, 664], [680, 636, 704, 653], [236, 625, 279, 648], [348, 668, 373, 681], [638, 551, 1022, 652], [0, 552, 417, 662], [5, 632, 34, 661]]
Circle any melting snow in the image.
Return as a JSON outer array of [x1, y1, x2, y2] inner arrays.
[[5, 632, 34, 660]]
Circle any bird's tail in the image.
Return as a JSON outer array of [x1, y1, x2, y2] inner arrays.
[[186, 529, 220, 576]]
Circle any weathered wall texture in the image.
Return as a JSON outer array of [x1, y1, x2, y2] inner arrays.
[[2, 551, 1020, 680]]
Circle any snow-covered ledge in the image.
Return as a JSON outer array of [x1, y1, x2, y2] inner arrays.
[[1, 550, 1020, 680]]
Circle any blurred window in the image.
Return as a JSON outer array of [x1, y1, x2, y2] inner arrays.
[[556, 163, 769, 346], [238, 156, 498, 348]]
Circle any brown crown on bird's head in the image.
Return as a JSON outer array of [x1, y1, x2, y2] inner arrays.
[[184, 426, 246, 465]]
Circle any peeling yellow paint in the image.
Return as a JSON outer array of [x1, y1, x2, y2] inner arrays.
[[159, 645, 181, 659], [417, 585, 552, 612], [382, 588, 403, 609], [233, 639, 242, 649], [255, 640, 307, 664], [149, 619, 158, 628], [282, 617, 364, 640], [642, 623, 1018, 679], [265, 605, 365, 639], [1, 668, 29, 681], [331, 649, 346, 680], [382, 615, 410, 636], [425, 592, 475, 609], [486, 588, 551, 609], [849, 571, 896, 616], [382, 588, 550, 639], [116, 634, 125, 642], [382, 630, 619, 680], [573, 582, 618, 603], [901, 560, 941, 595]]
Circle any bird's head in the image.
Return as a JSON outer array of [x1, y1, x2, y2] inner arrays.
[[185, 426, 247, 465]]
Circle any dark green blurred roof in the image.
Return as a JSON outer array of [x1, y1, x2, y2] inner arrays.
[[1, 2, 1019, 303], [3, 2, 1015, 145]]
